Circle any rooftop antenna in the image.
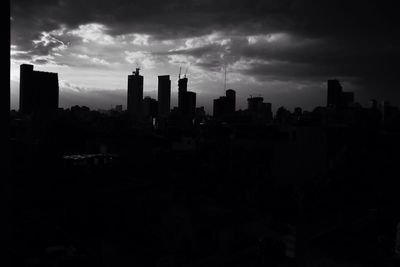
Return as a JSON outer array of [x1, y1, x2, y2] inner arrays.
[[135, 62, 140, 74], [224, 66, 227, 92], [178, 67, 181, 79], [184, 67, 189, 78], [135, 67, 140, 75]]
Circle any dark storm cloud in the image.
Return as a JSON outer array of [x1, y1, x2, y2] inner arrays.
[[11, 0, 291, 44], [244, 37, 400, 82], [161, 31, 399, 85], [11, 0, 398, 41]]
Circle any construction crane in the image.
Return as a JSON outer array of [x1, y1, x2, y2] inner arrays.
[[184, 67, 189, 78]]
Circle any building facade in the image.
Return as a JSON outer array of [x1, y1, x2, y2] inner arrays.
[[178, 77, 188, 113], [158, 75, 171, 117], [19, 64, 59, 116], [127, 68, 144, 119]]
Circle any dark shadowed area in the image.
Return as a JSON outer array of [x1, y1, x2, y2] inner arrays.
[[8, 1, 400, 267]]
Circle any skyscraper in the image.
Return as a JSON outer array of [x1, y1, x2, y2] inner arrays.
[[225, 89, 236, 114], [341, 92, 354, 107], [265, 102, 273, 121], [327, 79, 343, 107], [178, 76, 188, 112], [213, 97, 225, 118], [127, 68, 143, 119], [177, 75, 197, 118], [327, 80, 355, 108], [19, 64, 59, 116], [143, 96, 158, 121], [213, 89, 236, 118], [158, 75, 171, 117], [184, 91, 196, 116], [247, 96, 264, 113], [247, 96, 272, 122]]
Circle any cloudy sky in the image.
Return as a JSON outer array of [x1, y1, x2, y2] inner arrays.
[[10, 0, 399, 113]]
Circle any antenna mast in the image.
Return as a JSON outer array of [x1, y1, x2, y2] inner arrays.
[[178, 67, 181, 79], [224, 66, 227, 92], [184, 67, 189, 78]]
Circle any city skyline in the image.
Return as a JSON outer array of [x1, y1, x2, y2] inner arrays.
[[14, 63, 400, 119], [7, 2, 400, 266], [10, 0, 400, 113]]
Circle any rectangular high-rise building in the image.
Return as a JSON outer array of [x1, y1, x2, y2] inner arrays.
[[327, 80, 356, 108], [265, 102, 273, 121], [213, 89, 236, 119], [184, 91, 196, 116], [327, 80, 343, 107], [143, 96, 158, 120], [225, 89, 236, 114], [127, 68, 144, 119], [158, 75, 171, 117], [341, 92, 354, 107], [213, 97, 226, 118], [247, 96, 264, 112], [19, 64, 59, 116], [178, 77, 188, 112], [177, 76, 197, 117]]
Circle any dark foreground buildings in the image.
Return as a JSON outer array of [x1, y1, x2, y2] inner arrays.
[[143, 96, 158, 123], [19, 64, 59, 116], [10, 64, 400, 267]]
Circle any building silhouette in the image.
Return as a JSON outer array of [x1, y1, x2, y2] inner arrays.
[[341, 92, 354, 107], [327, 80, 354, 108], [327, 80, 342, 108], [177, 75, 196, 118], [275, 106, 291, 123], [213, 89, 236, 118], [213, 98, 224, 118], [19, 64, 59, 116], [10, 64, 400, 267], [157, 75, 171, 118], [265, 102, 273, 121], [225, 89, 236, 114], [247, 96, 264, 112], [127, 68, 144, 119], [115, 105, 123, 112], [247, 96, 272, 122], [184, 91, 196, 116], [143, 96, 158, 123], [178, 76, 188, 113], [381, 101, 394, 123]]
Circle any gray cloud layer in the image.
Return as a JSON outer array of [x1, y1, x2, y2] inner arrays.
[[11, 0, 400, 106]]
